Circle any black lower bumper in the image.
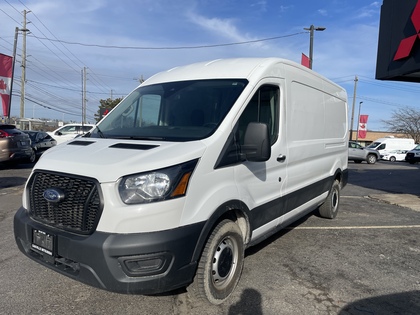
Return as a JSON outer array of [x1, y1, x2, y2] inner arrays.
[[14, 207, 205, 294], [405, 155, 420, 164]]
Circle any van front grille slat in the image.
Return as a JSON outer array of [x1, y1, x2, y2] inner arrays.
[[28, 171, 102, 235]]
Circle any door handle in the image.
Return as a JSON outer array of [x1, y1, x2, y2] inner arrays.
[[277, 154, 286, 162]]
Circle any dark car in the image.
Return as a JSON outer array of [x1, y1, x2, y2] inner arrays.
[[22, 130, 57, 162], [348, 141, 380, 164], [0, 124, 33, 163], [405, 144, 420, 164]]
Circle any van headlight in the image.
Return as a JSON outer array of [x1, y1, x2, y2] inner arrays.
[[118, 159, 198, 204]]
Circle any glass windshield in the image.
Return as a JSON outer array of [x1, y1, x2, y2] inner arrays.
[[367, 142, 380, 149], [90, 79, 248, 141]]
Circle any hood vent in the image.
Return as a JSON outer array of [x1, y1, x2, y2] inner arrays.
[[67, 140, 96, 146], [109, 143, 159, 150]]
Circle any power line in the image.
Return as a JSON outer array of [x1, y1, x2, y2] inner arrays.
[[29, 32, 307, 50]]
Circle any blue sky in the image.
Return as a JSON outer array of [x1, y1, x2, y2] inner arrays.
[[1, 0, 419, 131]]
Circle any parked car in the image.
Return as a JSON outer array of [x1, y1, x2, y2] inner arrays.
[[23, 131, 57, 162], [47, 123, 94, 145], [0, 124, 33, 163], [348, 141, 380, 164], [405, 144, 420, 164], [381, 149, 408, 162]]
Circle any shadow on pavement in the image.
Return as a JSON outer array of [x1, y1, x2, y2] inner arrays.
[[0, 176, 28, 189], [339, 290, 420, 314], [348, 164, 420, 196], [228, 288, 263, 315]]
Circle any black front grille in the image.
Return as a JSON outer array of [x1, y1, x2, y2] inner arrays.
[[406, 153, 414, 158], [28, 171, 103, 235]]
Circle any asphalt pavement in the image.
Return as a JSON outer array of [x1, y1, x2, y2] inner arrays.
[[0, 161, 419, 314]]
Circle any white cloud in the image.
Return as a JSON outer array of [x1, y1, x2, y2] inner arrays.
[[186, 11, 250, 43], [318, 9, 328, 17]]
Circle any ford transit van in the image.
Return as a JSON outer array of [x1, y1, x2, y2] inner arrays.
[[14, 58, 348, 305], [367, 137, 415, 156]]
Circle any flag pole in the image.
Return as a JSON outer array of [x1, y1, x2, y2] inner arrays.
[[7, 27, 19, 123], [356, 101, 363, 141]]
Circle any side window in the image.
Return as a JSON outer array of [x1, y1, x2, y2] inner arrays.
[[115, 94, 161, 128], [237, 85, 279, 145], [59, 126, 75, 134], [140, 94, 161, 126]]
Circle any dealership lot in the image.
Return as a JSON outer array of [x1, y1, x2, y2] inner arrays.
[[1, 161, 419, 315]]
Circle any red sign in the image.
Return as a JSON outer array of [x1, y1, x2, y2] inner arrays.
[[301, 53, 310, 68], [0, 53, 13, 117], [394, 0, 420, 60], [358, 115, 369, 139]]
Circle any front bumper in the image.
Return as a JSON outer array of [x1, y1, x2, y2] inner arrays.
[[14, 207, 205, 294], [405, 154, 420, 163]]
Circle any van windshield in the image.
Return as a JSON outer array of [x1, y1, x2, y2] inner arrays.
[[367, 142, 381, 149], [90, 79, 248, 141]]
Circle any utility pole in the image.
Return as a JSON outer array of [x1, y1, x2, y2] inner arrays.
[[82, 67, 87, 125], [349, 76, 358, 141], [20, 10, 30, 118]]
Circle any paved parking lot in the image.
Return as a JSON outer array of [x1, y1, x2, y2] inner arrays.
[[1, 161, 419, 314]]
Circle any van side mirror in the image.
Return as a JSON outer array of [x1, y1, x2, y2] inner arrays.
[[242, 122, 271, 162]]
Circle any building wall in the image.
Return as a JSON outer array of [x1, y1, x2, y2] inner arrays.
[[349, 130, 411, 146]]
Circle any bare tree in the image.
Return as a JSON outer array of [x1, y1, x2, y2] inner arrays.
[[382, 106, 420, 143]]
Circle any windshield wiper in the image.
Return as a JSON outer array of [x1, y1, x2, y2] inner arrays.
[[96, 126, 106, 138]]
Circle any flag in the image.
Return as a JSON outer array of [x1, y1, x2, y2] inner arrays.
[[301, 53, 310, 68], [0, 53, 13, 117], [358, 115, 369, 139]]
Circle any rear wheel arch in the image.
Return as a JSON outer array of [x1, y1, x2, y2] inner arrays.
[[319, 169, 345, 219]]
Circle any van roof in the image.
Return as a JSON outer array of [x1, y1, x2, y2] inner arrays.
[[142, 58, 334, 86]]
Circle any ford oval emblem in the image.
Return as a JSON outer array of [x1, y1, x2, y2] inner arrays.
[[43, 188, 65, 203]]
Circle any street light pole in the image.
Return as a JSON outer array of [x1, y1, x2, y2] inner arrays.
[[304, 25, 326, 69]]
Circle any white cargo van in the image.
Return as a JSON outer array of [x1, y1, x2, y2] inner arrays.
[[14, 58, 348, 305], [367, 137, 415, 156]]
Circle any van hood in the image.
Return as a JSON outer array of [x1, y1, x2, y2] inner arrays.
[[34, 138, 206, 183]]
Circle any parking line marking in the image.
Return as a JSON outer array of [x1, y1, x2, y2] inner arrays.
[[288, 225, 420, 230]]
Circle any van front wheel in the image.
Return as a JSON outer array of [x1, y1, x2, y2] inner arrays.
[[188, 219, 244, 305], [319, 180, 340, 219]]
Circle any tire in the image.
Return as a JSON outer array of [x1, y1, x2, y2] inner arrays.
[[319, 180, 340, 219], [29, 149, 36, 163], [188, 219, 244, 305], [367, 154, 377, 164], [389, 156, 396, 162]]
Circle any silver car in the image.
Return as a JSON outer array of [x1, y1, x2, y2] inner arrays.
[[348, 141, 380, 164], [0, 124, 33, 163]]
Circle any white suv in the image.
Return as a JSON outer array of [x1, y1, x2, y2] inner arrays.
[[48, 123, 94, 144]]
